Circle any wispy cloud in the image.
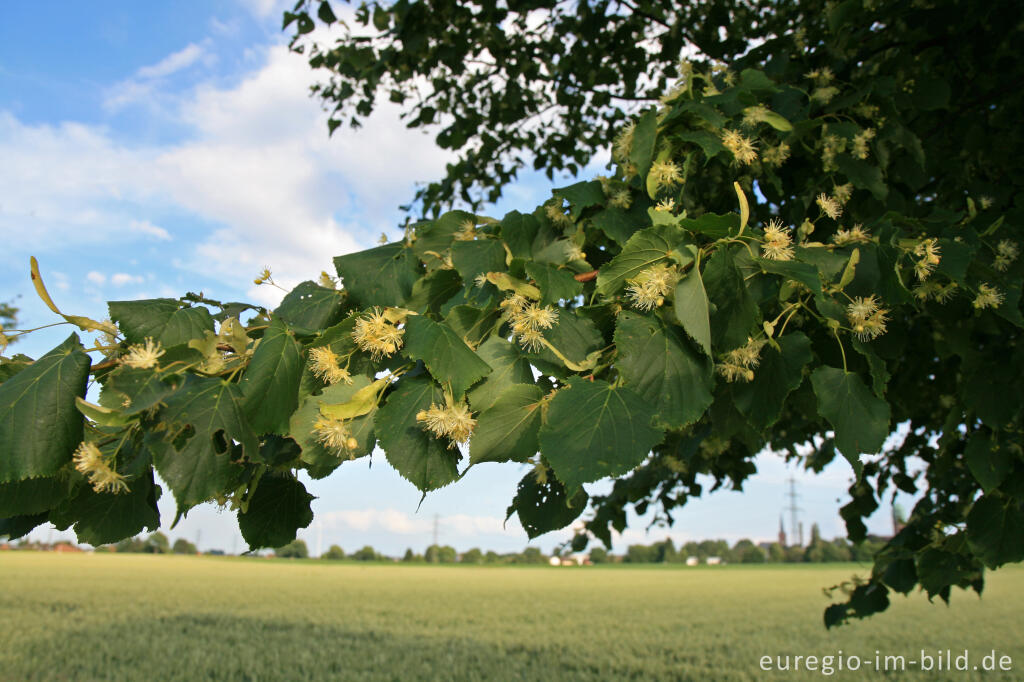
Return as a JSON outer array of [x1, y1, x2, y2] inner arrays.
[[317, 508, 524, 538], [137, 43, 206, 79]]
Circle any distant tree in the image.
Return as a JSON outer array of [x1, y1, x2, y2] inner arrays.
[[351, 545, 379, 561], [625, 544, 656, 563], [461, 548, 483, 564], [424, 544, 440, 563], [424, 544, 456, 563], [115, 537, 145, 553], [402, 548, 417, 562], [323, 544, 346, 560], [275, 539, 309, 559], [172, 538, 198, 555], [653, 538, 678, 563], [767, 543, 786, 563], [0, 300, 17, 352], [143, 532, 170, 554], [589, 547, 609, 564], [740, 546, 767, 564], [484, 550, 501, 564], [520, 547, 545, 564]]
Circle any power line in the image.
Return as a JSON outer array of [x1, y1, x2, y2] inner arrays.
[[784, 475, 802, 547]]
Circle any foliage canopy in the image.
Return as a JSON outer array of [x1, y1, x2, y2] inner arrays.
[[2, 0, 1023, 627]]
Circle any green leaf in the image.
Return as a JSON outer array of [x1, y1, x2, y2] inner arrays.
[[0, 477, 71, 517], [525, 262, 583, 306], [444, 305, 500, 349], [240, 317, 302, 435], [0, 354, 34, 385], [538, 378, 664, 493], [629, 108, 659, 179], [109, 299, 215, 347], [760, 110, 793, 131], [469, 384, 544, 464], [405, 268, 462, 314], [153, 376, 255, 515], [674, 267, 712, 356], [466, 336, 534, 412], [967, 495, 1024, 569], [507, 470, 588, 539], [70, 471, 161, 546], [554, 180, 605, 219], [499, 211, 540, 259], [403, 315, 492, 397], [238, 471, 315, 550], [702, 245, 760, 351], [676, 130, 726, 158], [756, 259, 823, 296], [451, 239, 506, 281], [412, 211, 475, 264], [102, 368, 181, 416], [334, 242, 420, 307], [614, 312, 713, 428], [965, 435, 1012, 494], [528, 308, 604, 372], [376, 376, 460, 492], [0, 513, 49, 540], [810, 367, 891, 472], [0, 334, 90, 483], [732, 332, 813, 430], [288, 377, 377, 477], [592, 206, 648, 244], [274, 281, 344, 334], [835, 155, 887, 200], [679, 212, 740, 240], [596, 224, 685, 297]]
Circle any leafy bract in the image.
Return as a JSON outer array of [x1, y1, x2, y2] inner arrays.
[[466, 336, 534, 412], [810, 367, 891, 473], [375, 376, 460, 492], [614, 311, 713, 428], [403, 315, 492, 397], [238, 471, 315, 550], [674, 266, 712, 356], [0, 334, 90, 483], [469, 384, 544, 464], [288, 377, 377, 477], [109, 299, 214, 347], [538, 378, 664, 493], [241, 317, 303, 434]]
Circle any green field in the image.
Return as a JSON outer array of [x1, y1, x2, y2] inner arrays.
[[1, 553, 1021, 680]]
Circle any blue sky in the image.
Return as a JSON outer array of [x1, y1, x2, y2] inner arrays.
[[1, 1, 909, 556]]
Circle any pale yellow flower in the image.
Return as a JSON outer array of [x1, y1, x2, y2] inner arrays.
[[832, 224, 872, 246], [721, 129, 758, 165], [761, 219, 794, 261], [973, 283, 1004, 309], [811, 86, 840, 104], [454, 220, 477, 241], [613, 120, 636, 163], [254, 266, 272, 285], [308, 346, 353, 385], [654, 198, 676, 213], [994, 240, 1019, 272], [742, 105, 769, 128], [73, 442, 129, 494], [314, 415, 359, 457], [817, 193, 843, 220], [610, 189, 632, 209], [121, 338, 165, 370], [762, 143, 791, 168], [416, 401, 476, 447], [913, 238, 941, 281], [715, 338, 767, 382], [852, 128, 876, 160], [544, 202, 573, 228], [833, 183, 855, 205], [648, 160, 683, 190], [352, 308, 405, 361], [625, 264, 677, 311], [846, 295, 888, 341], [318, 271, 338, 289]]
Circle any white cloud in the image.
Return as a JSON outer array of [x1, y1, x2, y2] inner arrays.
[[130, 219, 171, 241], [85, 271, 106, 286], [318, 508, 523, 538], [137, 43, 206, 79], [111, 273, 145, 286]]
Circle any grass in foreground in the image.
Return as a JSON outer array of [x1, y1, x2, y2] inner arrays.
[[1, 553, 1021, 681]]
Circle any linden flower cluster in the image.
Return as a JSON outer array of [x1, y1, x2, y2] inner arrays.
[[762, 142, 791, 167], [121, 338, 165, 370], [913, 281, 958, 303], [648, 160, 683, 191], [994, 240, 1019, 272], [852, 128, 876, 160], [454, 219, 477, 241], [308, 346, 353, 385], [73, 442, 129, 494], [816, 193, 843, 220], [501, 294, 558, 352], [655, 198, 676, 213], [832, 224, 872, 246], [416, 400, 476, 447], [973, 283, 1004, 310], [716, 338, 767, 383], [626, 263, 677, 311], [352, 308, 404, 360], [544, 201, 573, 228], [761, 219, 794, 261], [721, 129, 758, 165], [612, 120, 635, 164], [846, 295, 889, 341], [913, 238, 942, 280], [313, 415, 360, 458]]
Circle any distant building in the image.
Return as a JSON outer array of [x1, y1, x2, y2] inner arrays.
[[548, 556, 561, 567], [685, 556, 699, 566], [778, 516, 787, 547], [706, 556, 722, 565]]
